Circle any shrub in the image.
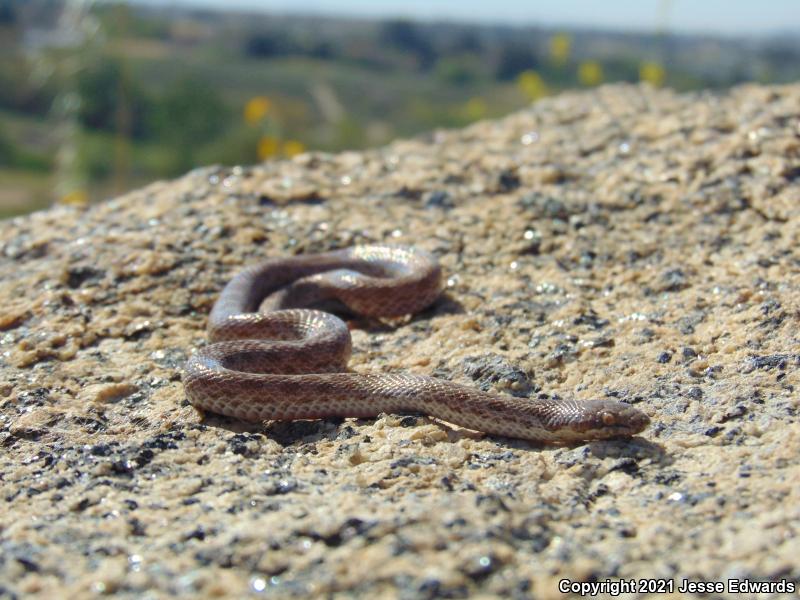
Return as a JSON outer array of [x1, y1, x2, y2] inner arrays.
[[76, 58, 152, 138]]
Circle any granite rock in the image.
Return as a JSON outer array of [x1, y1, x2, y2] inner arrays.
[[0, 84, 798, 598]]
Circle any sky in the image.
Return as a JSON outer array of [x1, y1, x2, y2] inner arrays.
[[132, 0, 800, 36]]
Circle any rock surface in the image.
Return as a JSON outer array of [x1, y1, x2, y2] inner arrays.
[[1, 83, 799, 598]]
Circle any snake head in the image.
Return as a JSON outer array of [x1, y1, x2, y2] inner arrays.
[[575, 399, 650, 440]]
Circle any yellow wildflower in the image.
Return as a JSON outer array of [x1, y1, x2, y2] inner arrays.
[[282, 140, 306, 157], [244, 96, 271, 124], [517, 70, 549, 100], [550, 34, 571, 66], [578, 61, 604, 86], [59, 190, 89, 206], [462, 97, 487, 121], [257, 136, 280, 160], [640, 61, 666, 87]]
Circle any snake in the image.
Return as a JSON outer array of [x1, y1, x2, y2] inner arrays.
[[184, 245, 650, 443]]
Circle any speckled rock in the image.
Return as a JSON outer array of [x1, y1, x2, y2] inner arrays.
[[1, 84, 799, 599]]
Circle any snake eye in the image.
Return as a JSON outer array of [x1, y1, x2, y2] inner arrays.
[[601, 411, 616, 426]]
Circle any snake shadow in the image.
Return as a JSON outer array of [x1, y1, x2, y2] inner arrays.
[[429, 418, 668, 460], [315, 290, 465, 333], [198, 410, 668, 457], [423, 291, 465, 318], [197, 411, 351, 445]]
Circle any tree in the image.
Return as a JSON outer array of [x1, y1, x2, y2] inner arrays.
[[150, 77, 230, 172], [76, 58, 151, 138], [495, 43, 539, 81], [379, 20, 436, 70], [244, 32, 294, 58], [0, 0, 17, 26], [0, 125, 14, 166]]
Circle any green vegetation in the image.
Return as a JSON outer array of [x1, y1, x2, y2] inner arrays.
[[1, 0, 799, 216]]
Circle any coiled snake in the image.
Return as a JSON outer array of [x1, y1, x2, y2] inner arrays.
[[184, 245, 649, 443]]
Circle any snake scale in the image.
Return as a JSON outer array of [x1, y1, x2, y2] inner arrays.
[[184, 245, 649, 443]]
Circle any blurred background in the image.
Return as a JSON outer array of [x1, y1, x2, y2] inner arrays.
[[1, 0, 798, 217]]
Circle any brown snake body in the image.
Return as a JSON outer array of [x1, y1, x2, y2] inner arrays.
[[184, 245, 649, 443]]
